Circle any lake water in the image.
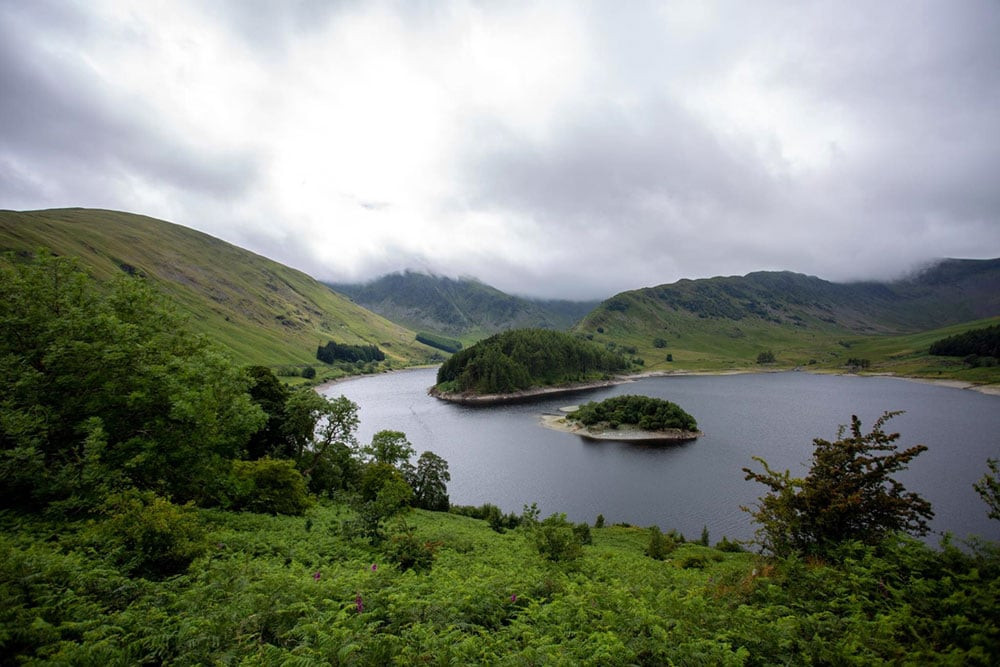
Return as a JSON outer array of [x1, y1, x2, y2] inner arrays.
[[322, 368, 1000, 544]]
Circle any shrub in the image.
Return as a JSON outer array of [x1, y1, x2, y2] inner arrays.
[[715, 536, 746, 553], [530, 513, 584, 562], [743, 411, 933, 557], [92, 490, 207, 578], [756, 350, 776, 364], [231, 458, 314, 515], [385, 524, 439, 572], [646, 525, 677, 560], [678, 550, 723, 569]]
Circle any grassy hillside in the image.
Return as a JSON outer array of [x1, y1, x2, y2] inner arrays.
[[4, 500, 997, 664], [0, 208, 438, 370], [576, 265, 1000, 383], [330, 271, 599, 342]]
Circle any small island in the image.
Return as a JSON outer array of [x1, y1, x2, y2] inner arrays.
[[541, 394, 702, 442]]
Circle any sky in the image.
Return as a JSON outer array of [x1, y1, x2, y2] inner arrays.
[[2, 1, 999, 300]]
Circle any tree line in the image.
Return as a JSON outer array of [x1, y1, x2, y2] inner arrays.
[[316, 340, 385, 364], [929, 323, 1000, 359]]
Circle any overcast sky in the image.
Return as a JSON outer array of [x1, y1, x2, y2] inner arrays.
[[2, 1, 999, 299]]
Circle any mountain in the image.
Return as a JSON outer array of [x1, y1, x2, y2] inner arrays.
[[328, 271, 600, 340], [575, 260, 1000, 374], [0, 208, 434, 367]]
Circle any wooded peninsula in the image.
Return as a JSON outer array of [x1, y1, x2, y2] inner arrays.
[[432, 328, 634, 402]]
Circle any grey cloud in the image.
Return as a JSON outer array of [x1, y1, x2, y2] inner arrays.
[[0, 3, 260, 209], [463, 98, 776, 223]]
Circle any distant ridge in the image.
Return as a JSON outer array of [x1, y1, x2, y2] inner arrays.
[[574, 260, 1000, 374], [329, 271, 600, 340], [0, 208, 433, 366]]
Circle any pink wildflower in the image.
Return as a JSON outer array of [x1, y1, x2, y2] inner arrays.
[[371, 563, 377, 571], [510, 594, 517, 603], [355, 594, 364, 613], [312, 572, 321, 581]]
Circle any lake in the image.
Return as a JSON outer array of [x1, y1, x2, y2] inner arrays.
[[322, 368, 1000, 544]]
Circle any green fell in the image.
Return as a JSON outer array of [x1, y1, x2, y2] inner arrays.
[[0, 208, 436, 369], [576, 265, 1000, 384], [331, 270, 599, 342]]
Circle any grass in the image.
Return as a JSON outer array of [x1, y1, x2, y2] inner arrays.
[[581, 298, 1000, 385], [5, 500, 997, 664], [0, 208, 440, 371]]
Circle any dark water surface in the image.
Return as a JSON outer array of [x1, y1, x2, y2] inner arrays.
[[323, 369, 1000, 543]]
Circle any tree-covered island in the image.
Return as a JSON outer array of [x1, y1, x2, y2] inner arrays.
[[430, 328, 634, 404], [541, 394, 702, 442]]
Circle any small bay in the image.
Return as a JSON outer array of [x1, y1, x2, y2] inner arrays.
[[323, 368, 1000, 543]]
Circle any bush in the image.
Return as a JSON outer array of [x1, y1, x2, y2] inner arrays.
[[743, 411, 933, 557], [530, 513, 584, 562], [646, 525, 677, 560], [92, 490, 207, 578], [756, 350, 776, 364], [385, 524, 439, 572], [715, 536, 745, 553], [230, 458, 314, 515]]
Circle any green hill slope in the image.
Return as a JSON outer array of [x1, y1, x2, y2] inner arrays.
[[4, 500, 998, 664], [330, 271, 599, 341], [576, 263, 1000, 379], [0, 208, 435, 367]]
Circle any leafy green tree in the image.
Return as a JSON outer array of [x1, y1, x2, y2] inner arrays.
[[282, 390, 361, 492], [350, 463, 413, 543], [364, 430, 415, 467], [406, 451, 451, 511], [974, 458, 1000, 521], [0, 253, 265, 511], [743, 411, 933, 557], [244, 366, 292, 460]]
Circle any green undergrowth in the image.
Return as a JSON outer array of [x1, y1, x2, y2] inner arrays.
[[3, 503, 998, 665]]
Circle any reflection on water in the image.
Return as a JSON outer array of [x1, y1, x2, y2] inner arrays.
[[324, 369, 1000, 543]]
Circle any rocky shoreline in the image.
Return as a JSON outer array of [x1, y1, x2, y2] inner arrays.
[[426, 369, 1000, 405], [427, 378, 626, 405]]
